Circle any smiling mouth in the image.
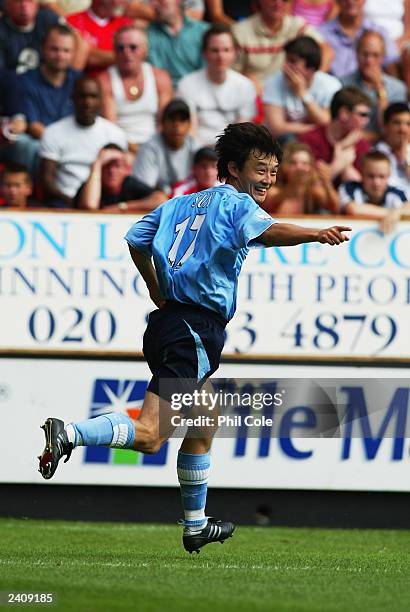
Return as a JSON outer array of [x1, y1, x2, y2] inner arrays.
[[253, 186, 268, 197]]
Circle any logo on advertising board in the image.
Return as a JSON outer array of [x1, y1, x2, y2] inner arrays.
[[85, 379, 168, 466]]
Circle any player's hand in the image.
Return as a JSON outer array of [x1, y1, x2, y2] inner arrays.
[[318, 226, 351, 245]]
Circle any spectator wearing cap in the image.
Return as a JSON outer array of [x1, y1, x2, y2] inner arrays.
[[171, 146, 220, 196], [98, 26, 172, 154], [263, 35, 341, 142], [75, 144, 167, 211], [319, 0, 400, 79], [177, 24, 256, 145], [0, 0, 61, 73], [374, 102, 410, 199], [147, 0, 209, 87], [341, 31, 407, 139], [132, 98, 199, 194]]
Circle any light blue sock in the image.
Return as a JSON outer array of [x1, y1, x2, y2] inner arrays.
[[65, 413, 135, 449], [177, 451, 210, 531]]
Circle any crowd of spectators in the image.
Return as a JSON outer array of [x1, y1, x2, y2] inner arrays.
[[0, 0, 409, 231]]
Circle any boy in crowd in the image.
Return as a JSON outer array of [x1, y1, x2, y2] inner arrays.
[[1, 163, 36, 207], [171, 146, 220, 197], [338, 150, 409, 232]]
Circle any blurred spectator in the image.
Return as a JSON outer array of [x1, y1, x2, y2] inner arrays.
[[129, 0, 205, 20], [75, 144, 166, 211], [132, 98, 198, 193], [0, 0, 60, 73], [177, 25, 256, 145], [299, 86, 371, 183], [341, 31, 407, 138], [171, 146, 220, 196], [338, 150, 409, 232], [291, 0, 338, 27], [364, 0, 410, 44], [67, 0, 132, 74], [319, 0, 400, 79], [12, 24, 80, 173], [232, 0, 327, 93], [374, 102, 410, 199], [39, 76, 127, 206], [264, 142, 339, 213], [263, 36, 340, 141], [147, 0, 209, 87], [205, 0, 253, 25], [1, 162, 36, 207], [402, 44, 410, 100], [0, 68, 27, 164], [38, 0, 89, 15], [98, 26, 172, 154]]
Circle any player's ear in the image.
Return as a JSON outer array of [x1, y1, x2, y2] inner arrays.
[[228, 161, 240, 179]]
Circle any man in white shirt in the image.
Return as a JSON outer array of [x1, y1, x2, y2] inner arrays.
[[177, 24, 256, 145], [263, 36, 341, 141], [39, 76, 127, 206]]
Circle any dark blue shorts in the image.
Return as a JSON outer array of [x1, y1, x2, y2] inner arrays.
[[143, 301, 227, 401]]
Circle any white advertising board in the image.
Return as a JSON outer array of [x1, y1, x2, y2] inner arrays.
[[1, 358, 409, 492], [1, 212, 409, 359]]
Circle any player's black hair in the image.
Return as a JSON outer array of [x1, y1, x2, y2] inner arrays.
[[383, 102, 410, 124], [283, 36, 321, 72], [215, 123, 282, 181]]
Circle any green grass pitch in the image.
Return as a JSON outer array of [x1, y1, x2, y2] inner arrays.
[[1, 518, 410, 612]]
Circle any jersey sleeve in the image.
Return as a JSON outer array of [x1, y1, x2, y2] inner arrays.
[[124, 205, 163, 256], [231, 197, 275, 249]]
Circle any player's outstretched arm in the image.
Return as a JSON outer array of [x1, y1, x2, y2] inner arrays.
[[128, 245, 165, 308], [258, 223, 352, 247]]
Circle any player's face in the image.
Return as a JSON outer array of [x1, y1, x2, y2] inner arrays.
[[3, 173, 32, 207], [362, 160, 390, 202], [43, 32, 75, 72], [6, 0, 38, 27], [193, 159, 218, 189], [203, 33, 236, 71], [230, 150, 279, 204], [385, 112, 410, 148]]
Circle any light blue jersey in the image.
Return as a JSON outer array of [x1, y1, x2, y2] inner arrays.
[[125, 184, 275, 321]]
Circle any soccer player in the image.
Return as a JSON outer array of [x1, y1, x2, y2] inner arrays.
[[38, 123, 351, 553]]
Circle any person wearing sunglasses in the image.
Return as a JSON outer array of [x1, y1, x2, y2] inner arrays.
[[98, 25, 173, 154], [299, 86, 372, 184]]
